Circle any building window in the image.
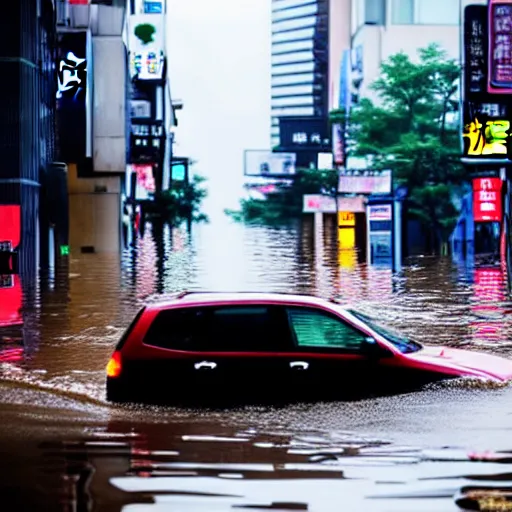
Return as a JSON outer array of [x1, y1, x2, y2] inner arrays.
[[273, 3, 318, 21], [392, 0, 458, 25], [272, 72, 315, 86], [272, 51, 314, 65], [273, 27, 316, 43], [272, 84, 314, 97], [273, 15, 317, 32], [271, 96, 314, 107], [365, 0, 385, 25], [272, 61, 316, 75], [273, 39, 314, 54]]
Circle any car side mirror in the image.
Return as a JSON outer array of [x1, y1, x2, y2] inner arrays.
[[362, 337, 393, 359]]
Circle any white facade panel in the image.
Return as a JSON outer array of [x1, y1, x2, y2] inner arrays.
[[93, 36, 127, 172]]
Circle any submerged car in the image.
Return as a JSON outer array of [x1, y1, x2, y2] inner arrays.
[[106, 291, 512, 403]]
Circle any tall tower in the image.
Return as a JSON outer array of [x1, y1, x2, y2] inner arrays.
[[270, 0, 329, 149]]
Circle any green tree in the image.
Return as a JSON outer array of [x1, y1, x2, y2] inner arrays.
[[227, 168, 338, 224], [150, 175, 208, 223], [347, 44, 464, 252]]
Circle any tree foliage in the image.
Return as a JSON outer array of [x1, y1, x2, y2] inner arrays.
[[227, 168, 338, 224], [148, 175, 208, 223], [348, 44, 464, 249]]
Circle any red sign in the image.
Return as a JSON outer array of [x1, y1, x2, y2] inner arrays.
[[472, 177, 503, 222]]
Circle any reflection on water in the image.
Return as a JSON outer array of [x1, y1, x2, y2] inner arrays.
[[1, 217, 512, 511]]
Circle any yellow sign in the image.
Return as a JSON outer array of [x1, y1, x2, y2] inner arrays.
[[338, 211, 356, 227], [338, 226, 355, 249], [463, 117, 510, 156]]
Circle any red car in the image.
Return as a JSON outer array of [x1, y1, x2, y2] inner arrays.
[[106, 292, 512, 403]]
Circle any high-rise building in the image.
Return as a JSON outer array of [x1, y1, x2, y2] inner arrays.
[[270, 0, 352, 167], [271, 0, 330, 149]]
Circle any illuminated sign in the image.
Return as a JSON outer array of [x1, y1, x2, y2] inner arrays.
[[131, 164, 156, 199], [472, 177, 503, 222], [338, 170, 392, 195], [57, 51, 86, 100], [368, 204, 392, 221], [338, 211, 355, 227], [128, 14, 165, 80], [279, 117, 330, 151], [488, 0, 512, 93], [303, 194, 366, 214], [56, 31, 88, 161], [463, 117, 510, 156]]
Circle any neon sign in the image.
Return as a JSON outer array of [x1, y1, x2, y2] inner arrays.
[[463, 117, 510, 156], [472, 177, 503, 222]]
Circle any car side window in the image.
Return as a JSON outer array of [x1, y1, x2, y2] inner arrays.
[[144, 305, 291, 352], [144, 307, 207, 350], [205, 306, 290, 352], [286, 307, 367, 351]]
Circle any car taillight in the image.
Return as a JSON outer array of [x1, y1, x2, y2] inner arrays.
[[106, 351, 122, 378]]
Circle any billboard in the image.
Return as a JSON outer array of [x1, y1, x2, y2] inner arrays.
[[303, 194, 366, 214], [278, 117, 330, 151], [488, 0, 512, 93], [244, 150, 296, 177], [131, 164, 155, 199], [472, 177, 503, 222], [56, 31, 88, 162], [338, 170, 392, 194], [128, 14, 165, 80]]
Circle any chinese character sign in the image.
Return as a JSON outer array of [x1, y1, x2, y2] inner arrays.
[[472, 177, 503, 222], [488, 0, 512, 93], [464, 5, 488, 98]]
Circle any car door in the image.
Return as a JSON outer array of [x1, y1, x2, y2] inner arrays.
[[189, 304, 295, 399], [283, 306, 378, 400]]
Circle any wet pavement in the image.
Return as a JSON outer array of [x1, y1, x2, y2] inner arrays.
[[1, 217, 512, 511]]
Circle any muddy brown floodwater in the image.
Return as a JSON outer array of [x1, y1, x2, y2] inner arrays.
[[2, 217, 512, 512]]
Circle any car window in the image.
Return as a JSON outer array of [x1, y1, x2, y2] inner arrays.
[[144, 305, 291, 352], [144, 307, 208, 350], [347, 309, 422, 354], [206, 306, 290, 351], [286, 307, 367, 351]]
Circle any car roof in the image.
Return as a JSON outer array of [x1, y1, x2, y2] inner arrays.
[[144, 291, 347, 311]]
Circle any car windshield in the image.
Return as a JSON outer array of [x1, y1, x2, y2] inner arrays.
[[347, 309, 423, 354]]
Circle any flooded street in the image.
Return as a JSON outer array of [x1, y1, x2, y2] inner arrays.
[[2, 217, 512, 511]]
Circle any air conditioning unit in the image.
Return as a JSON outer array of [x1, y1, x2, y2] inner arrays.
[[56, 0, 70, 26]]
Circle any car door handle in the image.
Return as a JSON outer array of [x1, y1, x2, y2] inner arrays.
[[194, 361, 217, 370], [289, 361, 309, 370]]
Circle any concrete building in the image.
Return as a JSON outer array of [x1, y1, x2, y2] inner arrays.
[[0, 0, 58, 279], [350, 0, 459, 105]]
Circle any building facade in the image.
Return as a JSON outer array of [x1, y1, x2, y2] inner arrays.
[[0, 0, 58, 280], [350, 0, 459, 105], [271, 0, 330, 148], [126, 0, 176, 205], [271, 0, 352, 167]]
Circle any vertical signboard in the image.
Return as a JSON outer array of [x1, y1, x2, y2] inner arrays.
[[472, 177, 503, 222], [128, 14, 165, 80], [488, 0, 512, 93], [57, 31, 88, 162], [464, 5, 488, 99]]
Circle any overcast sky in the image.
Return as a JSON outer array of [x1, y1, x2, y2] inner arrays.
[[168, 0, 271, 218]]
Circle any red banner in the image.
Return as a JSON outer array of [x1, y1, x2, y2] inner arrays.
[[472, 177, 503, 222]]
